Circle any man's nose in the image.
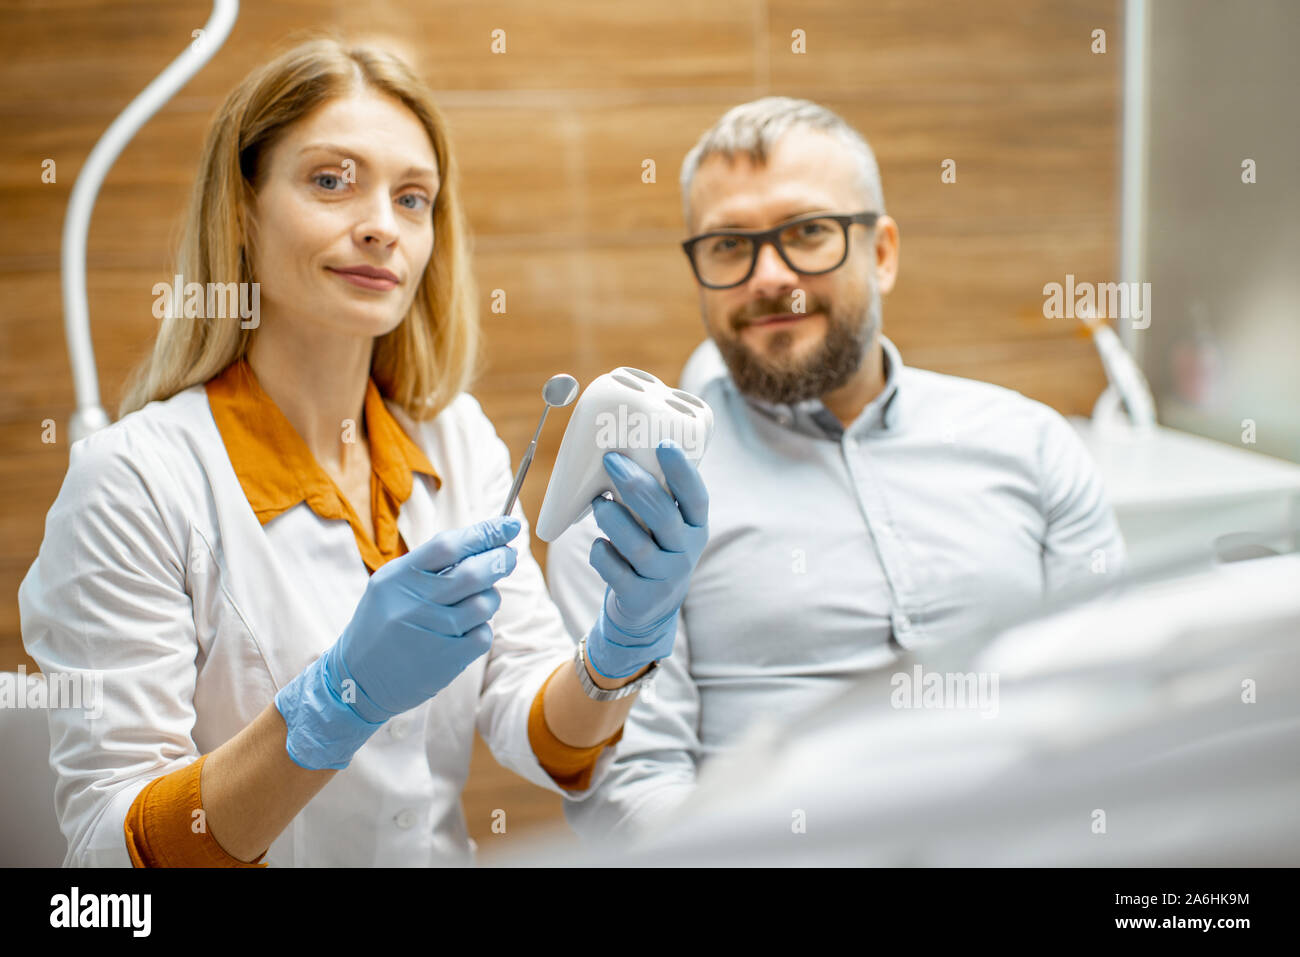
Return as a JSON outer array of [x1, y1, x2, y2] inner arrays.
[[746, 242, 799, 299]]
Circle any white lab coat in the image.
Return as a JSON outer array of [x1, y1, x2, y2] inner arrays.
[[18, 384, 611, 867]]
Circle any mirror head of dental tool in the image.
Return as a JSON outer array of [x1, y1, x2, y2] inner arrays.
[[500, 373, 579, 516]]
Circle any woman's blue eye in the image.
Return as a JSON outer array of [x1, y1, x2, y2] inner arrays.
[[314, 174, 429, 212]]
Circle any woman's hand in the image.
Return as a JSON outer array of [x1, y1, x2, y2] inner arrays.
[[584, 441, 710, 680], [275, 516, 520, 769]]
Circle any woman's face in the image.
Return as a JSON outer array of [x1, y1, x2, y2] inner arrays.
[[243, 89, 440, 343]]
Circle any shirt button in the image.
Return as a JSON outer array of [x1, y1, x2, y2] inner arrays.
[[394, 809, 416, 829], [388, 718, 408, 740], [892, 611, 911, 632], [844, 437, 859, 452]]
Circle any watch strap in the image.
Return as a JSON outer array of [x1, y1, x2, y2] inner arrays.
[[574, 636, 657, 702]]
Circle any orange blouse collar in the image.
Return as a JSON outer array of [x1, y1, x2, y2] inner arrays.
[[204, 359, 441, 570]]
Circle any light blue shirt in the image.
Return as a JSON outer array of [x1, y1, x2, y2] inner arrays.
[[545, 335, 1126, 843]]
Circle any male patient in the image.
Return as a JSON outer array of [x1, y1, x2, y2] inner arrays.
[[545, 97, 1126, 844]]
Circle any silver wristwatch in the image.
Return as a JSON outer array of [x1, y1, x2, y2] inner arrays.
[[574, 636, 658, 702]]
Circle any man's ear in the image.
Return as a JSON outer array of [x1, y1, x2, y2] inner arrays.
[[873, 214, 900, 295]]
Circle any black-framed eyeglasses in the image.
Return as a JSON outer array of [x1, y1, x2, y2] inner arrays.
[[681, 211, 879, 290]]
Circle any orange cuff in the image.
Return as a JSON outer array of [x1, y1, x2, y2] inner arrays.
[[124, 754, 268, 867], [528, 667, 625, 792]]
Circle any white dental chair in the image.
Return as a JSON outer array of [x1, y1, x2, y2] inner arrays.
[[0, 672, 68, 866]]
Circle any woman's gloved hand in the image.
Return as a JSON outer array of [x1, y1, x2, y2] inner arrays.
[[275, 516, 521, 769], [584, 441, 709, 680]]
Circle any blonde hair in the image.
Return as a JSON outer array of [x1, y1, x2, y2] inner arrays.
[[119, 31, 480, 420]]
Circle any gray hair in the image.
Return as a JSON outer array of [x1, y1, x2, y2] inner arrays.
[[679, 96, 886, 230]]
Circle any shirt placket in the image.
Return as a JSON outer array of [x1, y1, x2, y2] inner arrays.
[[841, 428, 924, 646]]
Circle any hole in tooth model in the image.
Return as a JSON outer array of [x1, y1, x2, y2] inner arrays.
[[612, 373, 646, 391], [672, 390, 705, 407], [620, 367, 658, 383], [664, 398, 696, 417]]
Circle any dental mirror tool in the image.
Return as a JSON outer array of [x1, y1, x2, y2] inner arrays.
[[501, 373, 580, 516]]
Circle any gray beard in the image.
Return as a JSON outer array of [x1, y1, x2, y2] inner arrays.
[[716, 286, 881, 406]]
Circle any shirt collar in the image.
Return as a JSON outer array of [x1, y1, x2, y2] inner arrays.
[[204, 359, 441, 526], [738, 334, 904, 441]]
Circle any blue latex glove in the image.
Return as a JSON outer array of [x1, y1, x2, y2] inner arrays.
[[275, 516, 521, 769], [585, 441, 709, 680]]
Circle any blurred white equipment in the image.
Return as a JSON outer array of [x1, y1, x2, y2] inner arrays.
[[1071, 418, 1300, 572], [0, 672, 67, 866], [1081, 307, 1157, 432], [488, 550, 1300, 866]]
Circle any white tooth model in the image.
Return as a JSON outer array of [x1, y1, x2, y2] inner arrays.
[[535, 367, 714, 542]]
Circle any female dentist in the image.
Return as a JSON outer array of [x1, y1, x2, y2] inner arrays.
[[18, 35, 708, 867]]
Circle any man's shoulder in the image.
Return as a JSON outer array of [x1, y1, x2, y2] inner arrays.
[[899, 365, 1063, 431]]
